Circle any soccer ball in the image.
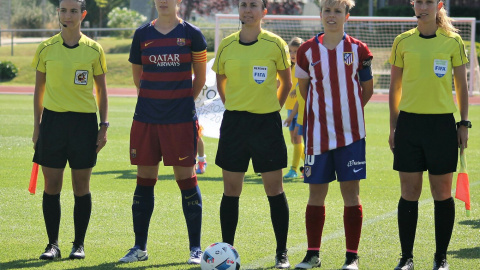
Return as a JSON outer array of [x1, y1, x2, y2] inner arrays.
[[200, 242, 240, 270]]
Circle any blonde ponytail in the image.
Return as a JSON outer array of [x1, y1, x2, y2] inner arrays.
[[436, 1, 458, 33]]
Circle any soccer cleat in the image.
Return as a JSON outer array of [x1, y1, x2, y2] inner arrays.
[[69, 243, 85, 259], [295, 252, 321, 269], [432, 254, 449, 270], [187, 248, 203, 264], [341, 252, 359, 269], [283, 168, 298, 179], [394, 257, 414, 270], [39, 243, 61, 260], [118, 246, 148, 263], [196, 161, 207, 174], [275, 250, 291, 269]]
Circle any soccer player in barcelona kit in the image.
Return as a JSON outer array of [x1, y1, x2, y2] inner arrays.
[[118, 0, 207, 265], [32, 0, 108, 260], [294, 0, 373, 269]]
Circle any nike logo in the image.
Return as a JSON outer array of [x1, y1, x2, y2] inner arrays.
[[145, 41, 154, 47], [311, 60, 321, 66], [185, 192, 198, 200], [353, 168, 363, 173], [179, 156, 189, 161]]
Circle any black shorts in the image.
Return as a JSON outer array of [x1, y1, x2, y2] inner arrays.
[[33, 108, 98, 169], [393, 111, 457, 175], [215, 110, 288, 173]]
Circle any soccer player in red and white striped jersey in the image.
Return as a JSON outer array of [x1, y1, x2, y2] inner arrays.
[[294, 1, 373, 269]]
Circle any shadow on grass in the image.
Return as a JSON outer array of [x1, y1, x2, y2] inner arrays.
[[449, 246, 480, 259], [0, 259, 202, 269], [458, 219, 480, 229]]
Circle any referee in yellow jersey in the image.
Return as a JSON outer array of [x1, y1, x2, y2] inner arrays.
[[212, 0, 292, 268], [32, 0, 108, 261], [389, 1, 469, 269]]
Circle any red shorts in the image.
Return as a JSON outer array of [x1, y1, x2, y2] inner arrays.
[[130, 120, 199, 166]]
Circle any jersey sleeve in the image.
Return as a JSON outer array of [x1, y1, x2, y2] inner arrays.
[[129, 28, 142, 65], [358, 41, 373, 70], [275, 37, 291, 71], [190, 27, 207, 63], [212, 40, 226, 75], [93, 45, 107, 75], [295, 42, 310, 79], [389, 35, 404, 68], [31, 43, 46, 73], [451, 35, 469, 67]]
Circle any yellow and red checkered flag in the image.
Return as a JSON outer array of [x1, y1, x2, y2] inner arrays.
[[455, 151, 470, 216]]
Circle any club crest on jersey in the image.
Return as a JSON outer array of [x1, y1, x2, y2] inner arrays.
[[131, 149, 136, 158], [253, 66, 267, 84], [177, 38, 185, 46], [304, 166, 312, 177], [344, 52, 354, 66], [433, 59, 448, 78], [74, 70, 88, 85]]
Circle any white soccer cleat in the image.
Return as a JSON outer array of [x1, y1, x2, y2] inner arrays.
[[187, 248, 203, 264], [118, 246, 148, 263]]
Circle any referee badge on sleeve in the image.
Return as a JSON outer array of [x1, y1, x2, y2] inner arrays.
[[253, 66, 267, 84], [75, 70, 88, 85], [433, 59, 448, 78]]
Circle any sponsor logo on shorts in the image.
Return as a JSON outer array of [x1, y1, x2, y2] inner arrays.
[[74, 70, 88, 85], [347, 160, 366, 167], [179, 156, 189, 161], [131, 149, 136, 158], [304, 166, 311, 177], [353, 168, 363, 173]]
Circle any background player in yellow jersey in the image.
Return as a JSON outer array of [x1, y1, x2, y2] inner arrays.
[[32, 0, 108, 261], [389, 1, 469, 269], [283, 37, 305, 179], [212, 0, 292, 268]]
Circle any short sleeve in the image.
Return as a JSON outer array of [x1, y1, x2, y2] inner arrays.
[[358, 42, 373, 70], [451, 35, 469, 67], [31, 43, 46, 73], [295, 42, 310, 79], [93, 45, 107, 75], [275, 37, 291, 71], [212, 40, 226, 75], [129, 29, 142, 65], [389, 36, 404, 68], [191, 27, 207, 53]]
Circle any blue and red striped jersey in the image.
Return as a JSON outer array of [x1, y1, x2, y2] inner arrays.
[[129, 20, 207, 124]]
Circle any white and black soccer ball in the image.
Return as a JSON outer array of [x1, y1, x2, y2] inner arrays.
[[200, 242, 240, 270]]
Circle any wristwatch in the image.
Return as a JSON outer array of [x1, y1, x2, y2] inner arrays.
[[99, 122, 110, 128], [456, 120, 472, 128]]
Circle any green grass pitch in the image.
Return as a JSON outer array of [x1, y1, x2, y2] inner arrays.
[[0, 95, 478, 269]]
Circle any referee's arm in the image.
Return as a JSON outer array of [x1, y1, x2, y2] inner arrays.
[[32, 71, 46, 149], [216, 74, 227, 104]]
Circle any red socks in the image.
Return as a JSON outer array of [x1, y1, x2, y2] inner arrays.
[[305, 204, 325, 250], [344, 205, 363, 253]]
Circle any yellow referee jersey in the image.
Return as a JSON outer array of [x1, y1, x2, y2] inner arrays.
[[389, 27, 468, 114], [213, 29, 291, 114], [32, 33, 107, 113]]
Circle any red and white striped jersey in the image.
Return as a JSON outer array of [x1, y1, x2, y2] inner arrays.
[[296, 33, 373, 155]]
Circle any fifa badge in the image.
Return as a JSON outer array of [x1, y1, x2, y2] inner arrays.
[[433, 59, 448, 78]]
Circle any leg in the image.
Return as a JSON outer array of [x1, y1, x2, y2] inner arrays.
[[133, 165, 158, 251], [174, 166, 203, 252], [340, 180, 362, 256], [429, 173, 455, 262], [263, 170, 289, 255], [196, 137, 207, 174], [306, 183, 328, 250], [220, 170, 244, 245], [398, 172, 423, 259], [42, 167, 64, 246], [71, 168, 93, 247]]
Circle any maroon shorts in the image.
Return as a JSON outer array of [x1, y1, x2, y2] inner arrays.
[[130, 120, 199, 166]]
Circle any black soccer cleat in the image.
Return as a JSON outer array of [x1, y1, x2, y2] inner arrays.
[[39, 243, 61, 260]]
